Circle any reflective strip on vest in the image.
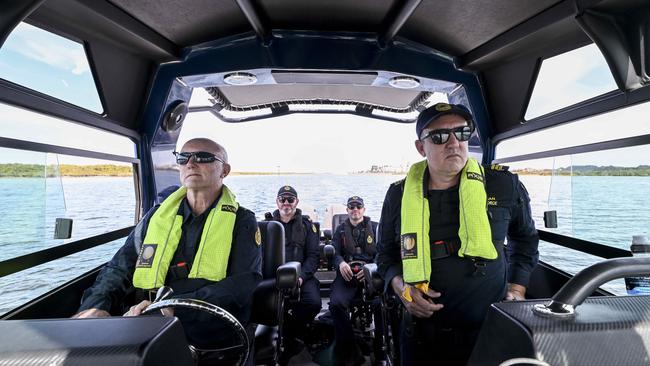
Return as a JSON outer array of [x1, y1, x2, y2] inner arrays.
[[132, 185, 238, 289], [400, 158, 495, 285]]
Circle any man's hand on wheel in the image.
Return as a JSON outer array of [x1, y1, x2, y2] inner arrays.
[[124, 300, 175, 317], [339, 261, 354, 281], [71, 308, 110, 318]]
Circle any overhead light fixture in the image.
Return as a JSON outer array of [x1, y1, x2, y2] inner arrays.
[[223, 72, 258, 86], [388, 76, 420, 89]]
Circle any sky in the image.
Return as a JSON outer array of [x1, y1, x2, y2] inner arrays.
[[0, 22, 649, 171]]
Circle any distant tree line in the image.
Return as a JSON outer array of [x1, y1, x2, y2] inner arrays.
[[0, 164, 132, 177], [514, 165, 650, 176]]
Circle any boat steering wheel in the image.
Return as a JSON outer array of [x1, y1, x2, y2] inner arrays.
[[348, 260, 367, 276], [142, 297, 249, 366]]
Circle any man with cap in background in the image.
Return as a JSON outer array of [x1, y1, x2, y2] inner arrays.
[[329, 196, 384, 365], [265, 185, 321, 364], [376, 103, 539, 365]]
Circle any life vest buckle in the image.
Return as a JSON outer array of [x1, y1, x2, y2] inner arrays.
[[472, 260, 487, 276]]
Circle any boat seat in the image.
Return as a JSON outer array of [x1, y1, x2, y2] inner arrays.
[[331, 213, 348, 232], [250, 221, 300, 365]]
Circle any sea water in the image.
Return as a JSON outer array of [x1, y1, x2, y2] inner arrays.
[[0, 174, 648, 314]]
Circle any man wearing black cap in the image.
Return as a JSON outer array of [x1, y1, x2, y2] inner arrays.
[[329, 196, 383, 365], [376, 103, 539, 365], [265, 185, 321, 363]]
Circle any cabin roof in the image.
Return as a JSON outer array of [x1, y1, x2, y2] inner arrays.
[[2, 0, 649, 141]]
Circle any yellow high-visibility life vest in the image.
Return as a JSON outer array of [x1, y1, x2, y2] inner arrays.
[[400, 158, 496, 287], [132, 185, 238, 290]]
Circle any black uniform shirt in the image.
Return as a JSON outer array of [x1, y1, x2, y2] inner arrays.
[[331, 218, 378, 267], [272, 209, 320, 281]]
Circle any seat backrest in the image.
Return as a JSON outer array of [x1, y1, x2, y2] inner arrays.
[[257, 221, 285, 279], [250, 221, 286, 326], [332, 213, 348, 231]]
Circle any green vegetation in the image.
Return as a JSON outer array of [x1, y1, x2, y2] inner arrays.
[[0, 164, 132, 177], [513, 165, 650, 176], [0, 164, 44, 177]]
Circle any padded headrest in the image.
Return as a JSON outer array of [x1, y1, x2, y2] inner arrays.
[[332, 214, 348, 231], [257, 221, 285, 279]]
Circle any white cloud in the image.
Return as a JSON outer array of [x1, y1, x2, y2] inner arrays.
[[4, 23, 90, 75], [526, 44, 617, 119]]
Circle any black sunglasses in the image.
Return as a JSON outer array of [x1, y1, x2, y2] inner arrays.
[[347, 204, 364, 210], [173, 151, 224, 165], [278, 197, 296, 204], [421, 125, 473, 145]]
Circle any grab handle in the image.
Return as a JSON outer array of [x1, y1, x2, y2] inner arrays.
[[533, 257, 650, 318]]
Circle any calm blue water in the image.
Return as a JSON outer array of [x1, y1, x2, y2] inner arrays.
[[1, 174, 649, 313]]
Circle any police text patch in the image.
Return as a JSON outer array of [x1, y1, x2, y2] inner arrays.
[[466, 171, 483, 182], [401, 233, 418, 259], [136, 244, 157, 268], [221, 205, 237, 213]]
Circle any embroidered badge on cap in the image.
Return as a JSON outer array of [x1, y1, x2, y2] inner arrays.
[[136, 244, 157, 268], [255, 227, 262, 246], [221, 204, 237, 213], [284, 186, 291, 191], [435, 103, 452, 111], [401, 233, 417, 259]]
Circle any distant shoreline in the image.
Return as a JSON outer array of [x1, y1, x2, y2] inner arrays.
[[2, 164, 649, 177]]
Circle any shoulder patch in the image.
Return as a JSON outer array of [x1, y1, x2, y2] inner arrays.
[[490, 164, 509, 171], [392, 178, 405, 186], [255, 227, 262, 246]]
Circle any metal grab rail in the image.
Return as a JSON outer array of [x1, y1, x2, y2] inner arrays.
[[0, 226, 133, 277], [533, 257, 650, 318], [537, 229, 631, 259]]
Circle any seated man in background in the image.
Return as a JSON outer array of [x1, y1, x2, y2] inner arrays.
[[330, 196, 383, 365], [73, 138, 262, 354], [265, 186, 321, 364]]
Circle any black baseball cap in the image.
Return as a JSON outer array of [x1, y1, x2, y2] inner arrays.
[[347, 196, 364, 206], [278, 185, 297, 198], [416, 103, 473, 139]]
